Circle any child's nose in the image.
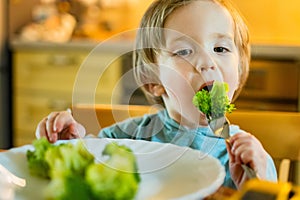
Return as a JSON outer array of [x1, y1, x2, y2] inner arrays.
[[194, 50, 216, 73], [198, 64, 215, 72]]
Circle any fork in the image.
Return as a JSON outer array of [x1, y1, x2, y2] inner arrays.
[[209, 116, 259, 179]]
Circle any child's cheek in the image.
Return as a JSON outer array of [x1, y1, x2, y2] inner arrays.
[[225, 85, 237, 101], [224, 74, 239, 100]]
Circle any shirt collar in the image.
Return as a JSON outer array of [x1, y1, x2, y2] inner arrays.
[[157, 109, 220, 138]]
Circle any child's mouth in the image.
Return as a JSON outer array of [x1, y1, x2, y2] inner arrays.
[[199, 81, 214, 92]]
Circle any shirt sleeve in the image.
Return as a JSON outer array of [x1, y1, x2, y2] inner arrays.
[[98, 120, 131, 139], [266, 154, 278, 181]]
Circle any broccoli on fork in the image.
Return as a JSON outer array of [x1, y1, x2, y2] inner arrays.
[[192, 81, 235, 121]]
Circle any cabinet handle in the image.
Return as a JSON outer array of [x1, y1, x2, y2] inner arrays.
[[47, 55, 78, 67]]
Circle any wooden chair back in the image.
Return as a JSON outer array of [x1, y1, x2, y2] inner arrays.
[[227, 111, 300, 161], [227, 111, 300, 177], [72, 104, 158, 135]]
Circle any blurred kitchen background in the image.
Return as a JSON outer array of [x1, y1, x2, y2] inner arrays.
[[1, 0, 300, 148]]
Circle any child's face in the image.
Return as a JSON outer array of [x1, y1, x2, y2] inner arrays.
[[156, 1, 240, 126]]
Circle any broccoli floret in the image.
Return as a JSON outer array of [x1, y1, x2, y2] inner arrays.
[[26, 138, 53, 178], [45, 142, 94, 178], [44, 174, 92, 200], [86, 142, 140, 200], [102, 142, 139, 173], [43, 141, 95, 199], [26, 139, 140, 200], [193, 81, 235, 120]]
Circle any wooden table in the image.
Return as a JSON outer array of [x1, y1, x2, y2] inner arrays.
[[204, 186, 236, 199]]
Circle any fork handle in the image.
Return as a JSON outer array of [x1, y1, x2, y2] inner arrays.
[[241, 164, 259, 179]]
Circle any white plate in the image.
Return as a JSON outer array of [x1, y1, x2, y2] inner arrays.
[[0, 138, 225, 200]]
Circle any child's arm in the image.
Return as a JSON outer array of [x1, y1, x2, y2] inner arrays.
[[226, 132, 268, 189], [35, 110, 86, 143]]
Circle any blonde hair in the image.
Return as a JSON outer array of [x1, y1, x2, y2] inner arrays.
[[133, 0, 250, 105]]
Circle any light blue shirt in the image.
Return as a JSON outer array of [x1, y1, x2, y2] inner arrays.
[[99, 109, 277, 189]]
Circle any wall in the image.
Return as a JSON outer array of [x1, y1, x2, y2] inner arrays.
[[8, 0, 153, 40], [231, 0, 300, 46], [9, 0, 300, 45], [9, 0, 39, 39]]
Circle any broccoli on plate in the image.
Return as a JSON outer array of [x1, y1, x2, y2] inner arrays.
[[26, 139, 140, 200]]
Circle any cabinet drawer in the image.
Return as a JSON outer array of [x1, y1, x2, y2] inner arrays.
[[14, 129, 37, 147], [14, 93, 72, 133], [13, 51, 122, 96], [13, 90, 121, 146], [13, 93, 72, 146], [12, 49, 123, 146], [14, 51, 85, 93]]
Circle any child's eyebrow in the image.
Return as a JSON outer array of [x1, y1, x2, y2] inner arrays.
[[167, 33, 234, 44], [211, 33, 234, 41], [167, 35, 192, 43]]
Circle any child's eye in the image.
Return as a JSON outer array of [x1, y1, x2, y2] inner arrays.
[[213, 47, 229, 53], [173, 49, 193, 57]]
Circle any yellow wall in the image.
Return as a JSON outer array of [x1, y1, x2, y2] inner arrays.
[[127, 0, 154, 29], [231, 0, 300, 45], [129, 0, 300, 46], [10, 0, 300, 45]]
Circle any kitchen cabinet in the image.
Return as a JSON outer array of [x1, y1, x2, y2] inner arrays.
[[12, 47, 122, 146]]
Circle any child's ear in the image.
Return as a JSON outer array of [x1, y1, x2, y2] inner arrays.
[[147, 84, 166, 97]]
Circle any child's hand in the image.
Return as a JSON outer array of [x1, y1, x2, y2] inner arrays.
[[226, 132, 267, 189], [35, 110, 86, 143]]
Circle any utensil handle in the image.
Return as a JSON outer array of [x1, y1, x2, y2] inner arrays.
[[220, 117, 259, 179], [241, 164, 259, 179]]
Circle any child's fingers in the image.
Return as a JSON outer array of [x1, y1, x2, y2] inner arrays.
[[226, 141, 235, 163], [35, 117, 49, 139], [230, 132, 263, 167], [230, 132, 252, 144], [236, 146, 255, 164], [35, 110, 85, 143], [59, 123, 80, 140], [46, 112, 59, 132], [45, 112, 60, 142], [45, 111, 72, 142], [53, 110, 74, 132], [230, 133, 254, 154]]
